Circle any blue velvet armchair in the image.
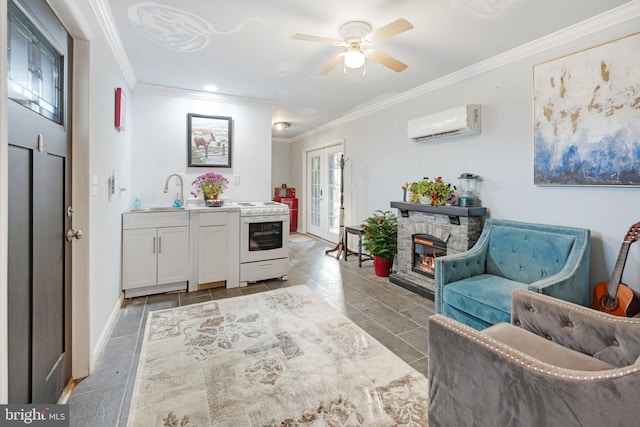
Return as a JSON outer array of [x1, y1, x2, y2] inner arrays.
[[434, 219, 590, 330]]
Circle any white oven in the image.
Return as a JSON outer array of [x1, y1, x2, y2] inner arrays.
[[238, 202, 290, 284]]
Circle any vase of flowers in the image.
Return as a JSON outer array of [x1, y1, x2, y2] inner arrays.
[[362, 210, 398, 277], [406, 176, 457, 206], [191, 172, 229, 207]]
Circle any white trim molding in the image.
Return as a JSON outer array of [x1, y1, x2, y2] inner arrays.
[[89, 0, 137, 89]]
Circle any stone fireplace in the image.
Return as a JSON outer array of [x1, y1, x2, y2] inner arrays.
[[390, 201, 487, 299]]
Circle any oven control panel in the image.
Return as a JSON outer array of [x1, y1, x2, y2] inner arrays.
[[238, 201, 289, 217]]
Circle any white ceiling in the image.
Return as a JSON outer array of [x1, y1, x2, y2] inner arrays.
[[105, 0, 633, 138]]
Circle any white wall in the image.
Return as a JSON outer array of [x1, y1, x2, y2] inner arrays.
[[130, 85, 274, 206], [291, 16, 640, 292], [77, 0, 133, 359], [272, 140, 293, 190]]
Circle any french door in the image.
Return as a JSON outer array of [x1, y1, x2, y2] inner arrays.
[[306, 144, 342, 242]]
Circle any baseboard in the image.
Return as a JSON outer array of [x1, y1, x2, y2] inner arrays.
[[90, 295, 122, 373]]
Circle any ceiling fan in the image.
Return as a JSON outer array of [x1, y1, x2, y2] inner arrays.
[[291, 18, 413, 75]]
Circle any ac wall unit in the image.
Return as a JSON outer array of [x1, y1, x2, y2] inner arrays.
[[407, 104, 481, 142]]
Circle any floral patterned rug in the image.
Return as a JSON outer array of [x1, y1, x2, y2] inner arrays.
[[127, 285, 428, 426]]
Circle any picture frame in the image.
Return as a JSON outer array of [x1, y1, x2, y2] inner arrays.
[[115, 87, 126, 131], [533, 32, 640, 186], [187, 113, 232, 167]]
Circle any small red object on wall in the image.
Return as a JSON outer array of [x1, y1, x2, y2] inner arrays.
[[115, 87, 126, 131]]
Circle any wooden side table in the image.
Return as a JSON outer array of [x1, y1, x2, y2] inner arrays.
[[344, 225, 373, 267]]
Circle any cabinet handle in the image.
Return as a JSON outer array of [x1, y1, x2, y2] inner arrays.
[[153, 236, 156, 254], [158, 236, 162, 254]]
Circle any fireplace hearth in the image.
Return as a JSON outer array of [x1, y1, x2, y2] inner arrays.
[[389, 201, 487, 299]]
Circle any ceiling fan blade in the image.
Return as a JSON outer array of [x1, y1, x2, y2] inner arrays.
[[365, 18, 413, 44], [320, 53, 346, 75], [366, 50, 408, 72], [291, 33, 345, 46]]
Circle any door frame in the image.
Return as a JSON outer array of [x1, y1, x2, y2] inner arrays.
[[1, 0, 94, 402], [49, 0, 94, 383], [301, 139, 344, 237]]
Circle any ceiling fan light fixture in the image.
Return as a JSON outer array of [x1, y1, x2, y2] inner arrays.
[[273, 121, 291, 130], [344, 50, 365, 69]]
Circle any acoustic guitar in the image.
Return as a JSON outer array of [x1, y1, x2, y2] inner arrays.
[[591, 222, 640, 317]]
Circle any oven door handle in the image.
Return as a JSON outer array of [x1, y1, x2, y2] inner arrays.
[[242, 215, 288, 223]]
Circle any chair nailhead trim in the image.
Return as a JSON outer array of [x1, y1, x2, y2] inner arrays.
[[435, 316, 640, 380]]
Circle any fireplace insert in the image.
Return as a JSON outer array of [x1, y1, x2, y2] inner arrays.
[[412, 234, 447, 278]]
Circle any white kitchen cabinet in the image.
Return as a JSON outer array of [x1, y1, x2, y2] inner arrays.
[[189, 208, 240, 290], [122, 228, 158, 289], [157, 226, 190, 284], [122, 211, 190, 297], [198, 225, 227, 283]]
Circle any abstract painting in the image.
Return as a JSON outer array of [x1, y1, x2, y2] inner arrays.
[[533, 32, 640, 186]]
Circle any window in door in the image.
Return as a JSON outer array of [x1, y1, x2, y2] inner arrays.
[[8, 0, 62, 123]]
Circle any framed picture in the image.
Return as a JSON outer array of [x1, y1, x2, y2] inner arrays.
[[187, 113, 232, 167], [115, 87, 126, 131], [533, 32, 640, 186]]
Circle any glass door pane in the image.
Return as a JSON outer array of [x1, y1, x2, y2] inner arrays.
[[310, 155, 321, 229], [7, 1, 62, 123], [327, 149, 342, 237]]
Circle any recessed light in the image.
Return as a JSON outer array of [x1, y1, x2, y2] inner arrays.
[[203, 84, 218, 92]]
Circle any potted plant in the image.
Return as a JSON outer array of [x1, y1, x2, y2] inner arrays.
[[191, 172, 229, 207], [362, 210, 398, 277], [406, 176, 456, 206]]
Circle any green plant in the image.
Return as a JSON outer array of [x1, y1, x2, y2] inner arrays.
[[362, 210, 398, 260], [406, 176, 456, 206]]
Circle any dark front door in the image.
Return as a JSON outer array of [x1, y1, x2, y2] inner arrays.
[[7, 0, 72, 403]]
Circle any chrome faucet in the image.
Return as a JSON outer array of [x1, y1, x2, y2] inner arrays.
[[163, 173, 184, 207]]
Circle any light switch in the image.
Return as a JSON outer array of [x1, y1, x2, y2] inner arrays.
[[233, 175, 240, 185], [92, 175, 98, 196]]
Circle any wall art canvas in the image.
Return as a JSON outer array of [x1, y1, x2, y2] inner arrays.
[[188, 113, 232, 167], [534, 32, 640, 186]]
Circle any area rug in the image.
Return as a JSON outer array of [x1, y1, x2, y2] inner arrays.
[[127, 285, 428, 426]]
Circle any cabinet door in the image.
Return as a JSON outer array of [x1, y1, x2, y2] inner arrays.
[[157, 226, 190, 285], [123, 228, 157, 289], [199, 226, 227, 283]]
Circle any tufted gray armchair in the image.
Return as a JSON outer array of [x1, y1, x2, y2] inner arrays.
[[428, 289, 640, 427], [435, 218, 591, 330]]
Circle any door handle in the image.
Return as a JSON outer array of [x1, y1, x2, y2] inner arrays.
[[66, 228, 83, 242], [158, 236, 162, 254]]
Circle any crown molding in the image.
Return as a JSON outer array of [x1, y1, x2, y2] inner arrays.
[[272, 137, 294, 144], [89, 0, 137, 89], [292, 0, 640, 143]]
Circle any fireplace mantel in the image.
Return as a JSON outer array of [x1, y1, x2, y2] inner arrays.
[[390, 201, 487, 225]]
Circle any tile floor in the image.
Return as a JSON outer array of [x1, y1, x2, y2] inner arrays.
[[66, 233, 435, 426]]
